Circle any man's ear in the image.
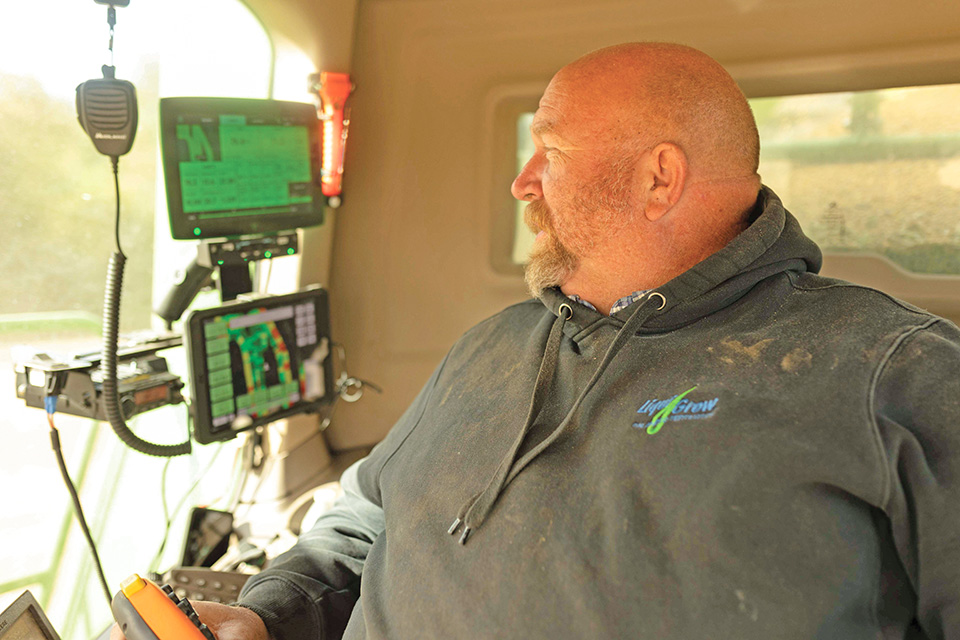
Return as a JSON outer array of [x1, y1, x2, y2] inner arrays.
[[641, 142, 687, 221]]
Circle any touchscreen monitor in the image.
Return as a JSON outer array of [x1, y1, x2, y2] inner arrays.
[[184, 288, 334, 443], [160, 97, 324, 240]]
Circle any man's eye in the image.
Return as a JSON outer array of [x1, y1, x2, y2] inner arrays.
[[545, 149, 568, 168]]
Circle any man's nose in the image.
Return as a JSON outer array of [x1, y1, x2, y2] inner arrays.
[[511, 154, 544, 201]]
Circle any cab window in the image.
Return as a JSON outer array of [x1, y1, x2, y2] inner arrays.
[[0, 2, 309, 637]]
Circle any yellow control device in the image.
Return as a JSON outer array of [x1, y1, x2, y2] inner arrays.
[[112, 574, 215, 640]]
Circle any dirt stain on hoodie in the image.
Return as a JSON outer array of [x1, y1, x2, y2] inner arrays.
[[781, 348, 813, 373], [718, 338, 775, 362]]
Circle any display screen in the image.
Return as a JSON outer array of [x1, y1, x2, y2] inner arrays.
[[176, 116, 312, 215], [180, 507, 233, 568], [185, 289, 334, 444], [3, 611, 55, 640], [161, 98, 324, 240], [0, 593, 60, 640]]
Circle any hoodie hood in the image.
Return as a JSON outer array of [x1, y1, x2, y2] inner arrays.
[[539, 186, 822, 334]]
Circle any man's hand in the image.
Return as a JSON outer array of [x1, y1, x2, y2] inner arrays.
[[109, 600, 270, 640]]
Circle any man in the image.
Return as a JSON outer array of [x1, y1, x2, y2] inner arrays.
[[114, 43, 959, 639]]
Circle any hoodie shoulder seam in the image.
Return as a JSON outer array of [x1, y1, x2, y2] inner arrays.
[[866, 317, 943, 509], [787, 275, 934, 318]]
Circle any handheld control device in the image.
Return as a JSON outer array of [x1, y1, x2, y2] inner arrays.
[[112, 574, 215, 640]]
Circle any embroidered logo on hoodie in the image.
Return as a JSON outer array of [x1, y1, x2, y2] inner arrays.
[[633, 386, 720, 435]]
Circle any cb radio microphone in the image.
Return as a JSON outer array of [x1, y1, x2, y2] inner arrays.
[[76, 64, 138, 157]]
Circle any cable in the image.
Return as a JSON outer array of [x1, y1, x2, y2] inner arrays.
[[100, 156, 191, 457], [161, 456, 174, 522], [111, 157, 123, 256], [234, 434, 277, 519], [45, 398, 113, 610], [226, 434, 258, 513], [148, 438, 226, 573], [107, 5, 116, 69], [315, 343, 383, 431], [148, 457, 175, 573]]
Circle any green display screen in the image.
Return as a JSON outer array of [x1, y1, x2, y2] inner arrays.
[[201, 300, 320, 430], [161, 98, 323, 240], [176, 116, 312, 216]]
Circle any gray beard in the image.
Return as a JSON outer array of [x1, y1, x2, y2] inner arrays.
[[523, 231, 579, 297]]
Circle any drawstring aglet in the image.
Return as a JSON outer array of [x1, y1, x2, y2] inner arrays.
[[447, 517, 462, 535], [448, 517, 472, 545]]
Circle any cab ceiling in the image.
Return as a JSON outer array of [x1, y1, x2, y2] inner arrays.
[[247, 0, 960, 93]]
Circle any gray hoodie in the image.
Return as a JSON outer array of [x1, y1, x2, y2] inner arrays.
[[239, 187, 960, 639]]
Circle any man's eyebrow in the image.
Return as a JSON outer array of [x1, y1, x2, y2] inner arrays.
[[530, 119, 556, 138]]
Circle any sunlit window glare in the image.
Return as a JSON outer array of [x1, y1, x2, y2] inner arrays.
[[0, 2, 314, 638]]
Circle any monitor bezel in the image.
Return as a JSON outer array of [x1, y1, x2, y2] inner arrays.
[[184, 288, 335, 444], [160, 97, 325, 240], [0, 591, 61, 640]]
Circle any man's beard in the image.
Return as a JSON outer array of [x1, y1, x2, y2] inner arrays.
[[521, 155, 637, 298], [523, 199, 579, 297]]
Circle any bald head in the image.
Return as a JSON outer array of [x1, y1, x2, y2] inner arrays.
[[514, 43, 762, 311], [557, 42, 760, 180]]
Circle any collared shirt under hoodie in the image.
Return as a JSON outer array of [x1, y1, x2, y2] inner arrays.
[[568, 290, 650, 314], [239, 186, 960, 639]]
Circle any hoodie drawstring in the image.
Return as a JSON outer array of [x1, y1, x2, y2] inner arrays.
[[448, 292, 665, 545], [447, 301, 573, 544]]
